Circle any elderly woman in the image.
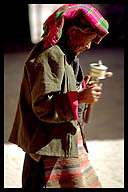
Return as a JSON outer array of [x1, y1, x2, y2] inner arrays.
[[9, 4, 109, 188]]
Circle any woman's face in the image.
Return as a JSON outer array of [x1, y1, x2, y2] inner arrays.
[[67, 26, 97, 56]]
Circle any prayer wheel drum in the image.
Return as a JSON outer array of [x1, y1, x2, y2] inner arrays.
[[89, 60, 108, 80]]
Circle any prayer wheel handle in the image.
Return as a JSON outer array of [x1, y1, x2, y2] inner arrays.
[[84, 60, 113, 123]]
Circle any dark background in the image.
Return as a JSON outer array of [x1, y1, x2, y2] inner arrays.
[[4, 4, 124, 143]]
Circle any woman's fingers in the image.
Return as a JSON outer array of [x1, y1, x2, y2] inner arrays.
[[78, 84, 103, 104], [84, 75, 91, 84]]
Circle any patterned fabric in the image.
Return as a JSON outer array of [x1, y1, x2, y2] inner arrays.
[[42, 4, 109, 49], [42, 125, 102, 188]]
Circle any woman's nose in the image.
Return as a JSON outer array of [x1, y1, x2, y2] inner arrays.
[[85, 42, 91, 50]]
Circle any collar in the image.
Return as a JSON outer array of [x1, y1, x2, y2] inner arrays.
[[57, 39, 84, 84], [57, 38, 75, 64]]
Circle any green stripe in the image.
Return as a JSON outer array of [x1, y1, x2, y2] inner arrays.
[[78, 4, 92, 11], [56, 10, 66, 21], [58, 29, 62, 39], [99, 19, 108, 31], [87, 9, 93, 15]]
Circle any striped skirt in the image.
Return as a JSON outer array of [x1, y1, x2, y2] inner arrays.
[[42, 125, 102, 188]]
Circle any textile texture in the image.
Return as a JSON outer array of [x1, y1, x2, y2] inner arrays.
[[22, 153, 46, 189], [42, 125, 102, 188], [42, 4, 109, 49]]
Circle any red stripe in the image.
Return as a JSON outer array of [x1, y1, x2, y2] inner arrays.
[[45, 171, 82, 182]]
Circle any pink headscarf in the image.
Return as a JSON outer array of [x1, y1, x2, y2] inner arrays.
[[42, 4, 109, 49]]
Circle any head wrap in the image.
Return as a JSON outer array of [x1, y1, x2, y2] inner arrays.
[[42, 4, 109, 49]]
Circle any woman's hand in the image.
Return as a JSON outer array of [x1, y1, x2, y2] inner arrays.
[[78, 83, 103, 104]]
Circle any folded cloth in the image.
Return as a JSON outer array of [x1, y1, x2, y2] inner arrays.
[[42, 4, 109, 49]]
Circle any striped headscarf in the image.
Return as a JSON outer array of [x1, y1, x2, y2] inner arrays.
[[42, 4, 109, 49]]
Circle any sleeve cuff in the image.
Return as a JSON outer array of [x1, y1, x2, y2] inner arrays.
[[67, 91, 79, 120]]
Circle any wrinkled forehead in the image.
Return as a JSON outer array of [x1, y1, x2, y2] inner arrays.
[[67, 25, 97, 36], [64, 16, 97, 37], [64, 16, 96, 33], [66, 25, 97, 44]]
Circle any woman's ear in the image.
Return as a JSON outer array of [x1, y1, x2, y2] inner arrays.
[[67, 26, 76, 34], [66, 26, 78, 40]]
